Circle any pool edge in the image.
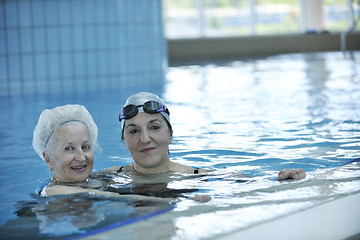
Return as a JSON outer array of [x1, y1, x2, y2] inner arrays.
[[216, 192, 360, 240]]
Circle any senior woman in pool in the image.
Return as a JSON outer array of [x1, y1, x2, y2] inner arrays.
[[108, 92, 305, 181], [33, 104, 98, 196], [33, 104, 109, 196]]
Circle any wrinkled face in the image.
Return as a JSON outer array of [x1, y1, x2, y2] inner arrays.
[[123, 112, 172, 172], [44, 122, 94, 182]]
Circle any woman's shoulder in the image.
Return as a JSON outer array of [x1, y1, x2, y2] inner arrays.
[[121, 164, 134, 172], [170, 162, 209, 174], [39, 182, 57, 196], [104, 166, 121, 171], [40, 179, 103, 196], [104, 164, 133, 172], [40, 184, 102, 196], [40, 184, 77, 196]]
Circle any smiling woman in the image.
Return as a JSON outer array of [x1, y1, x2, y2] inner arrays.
[[108, 92, 208, 175], [32, 104, 102, 196], [45, 121, 94, 183]]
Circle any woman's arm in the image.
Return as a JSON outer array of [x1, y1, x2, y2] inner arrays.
[[41, 185, 174, 202]]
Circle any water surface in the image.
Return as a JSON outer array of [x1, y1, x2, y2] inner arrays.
[[0, 52, 359, 239]]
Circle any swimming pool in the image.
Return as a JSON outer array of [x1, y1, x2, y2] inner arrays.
[[0, 51, 359, 239]]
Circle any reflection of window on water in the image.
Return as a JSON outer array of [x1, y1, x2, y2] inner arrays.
[[164, 0, 359, 39]]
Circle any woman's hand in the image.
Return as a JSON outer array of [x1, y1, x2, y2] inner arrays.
[[189, 194, 212, 203], [277, 168, 306, 181]]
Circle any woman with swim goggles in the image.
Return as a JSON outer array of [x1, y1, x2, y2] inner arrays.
[[107, 92, 304, 182], [109, 92, 205, 176]]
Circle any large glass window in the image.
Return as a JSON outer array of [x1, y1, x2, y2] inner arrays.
[[324, 0, 359, 32], [204, 0, 252, 36], [164, 0, 359, 39], [255, 0, 300, 34], [163, 0, 202, 38]]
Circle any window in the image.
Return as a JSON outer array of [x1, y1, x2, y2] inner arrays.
[[255, 0, 300, 34], [204, 0, 252, 36], [164, 0, 202, 38], [164, 0, 358, 39], [324, 0, 359, 32]]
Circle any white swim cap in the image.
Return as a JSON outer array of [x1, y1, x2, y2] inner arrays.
[[120, 92, 171, 131], [32, 104, 98, 160]]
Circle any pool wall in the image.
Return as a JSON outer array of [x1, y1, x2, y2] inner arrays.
[[167, 33, 360, 63], [0, 0, 167, 97]]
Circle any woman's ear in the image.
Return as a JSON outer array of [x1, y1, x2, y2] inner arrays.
[[123, 141, 129, 151], [43, 152, 53, 171], [169, 134, 173, 145]]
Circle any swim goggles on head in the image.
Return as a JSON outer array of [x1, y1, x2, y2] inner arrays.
[[119, 101, 170, 121]]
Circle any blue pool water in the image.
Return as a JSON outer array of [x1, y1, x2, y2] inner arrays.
[[0, 51, 359, 239]]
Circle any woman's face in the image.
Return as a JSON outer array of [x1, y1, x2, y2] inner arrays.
[[123, 112, 172, 172], [45, 122, 94, 182]]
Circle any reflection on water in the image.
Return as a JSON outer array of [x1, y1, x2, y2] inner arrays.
[[0, 193, 173, 239], [3, 160, 359, 240], [0, 52, 359, 239], [165, 52, 359, 169], [141, 161, 360, 240]]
